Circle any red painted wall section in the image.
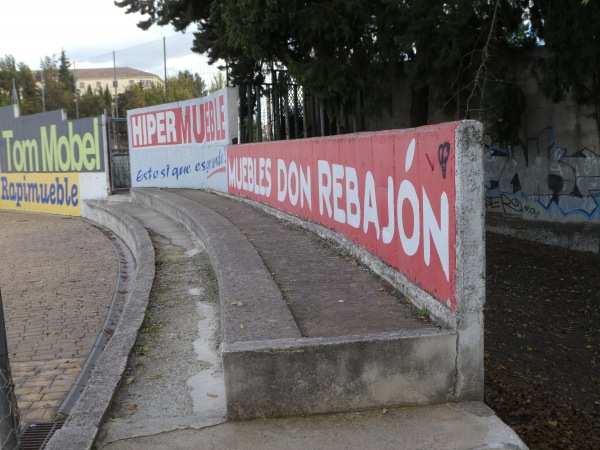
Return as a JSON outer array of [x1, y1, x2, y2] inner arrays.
[[227, 123, 459, 311]]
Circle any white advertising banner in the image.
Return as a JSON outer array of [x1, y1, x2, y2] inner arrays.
[[129, 87, 238, 190]]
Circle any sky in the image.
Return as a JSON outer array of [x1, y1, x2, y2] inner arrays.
[[1, 0, 220, 79]]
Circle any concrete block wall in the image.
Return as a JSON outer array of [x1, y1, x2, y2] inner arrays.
[[484, 125, 600, 225]]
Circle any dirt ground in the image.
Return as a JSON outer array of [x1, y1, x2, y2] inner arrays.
[[485, 232, 600, 450]]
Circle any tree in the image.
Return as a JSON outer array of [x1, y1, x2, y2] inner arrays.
[[0, 55, 20, 107], [118, 81, 164, 113], [208, 71, 226, 94], [535, 0, 600, 143], [103, 85, 113, 110], [40, 56, 75, 116], [115, 0, 535, 139], [15, 63, 41, 114], [167, 70, 207, 102], [78, 85, 107, 118], [0, 56, 41, 114], [58, 49, 75, 96]]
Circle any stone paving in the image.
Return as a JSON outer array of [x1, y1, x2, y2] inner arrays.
[[0, 211, 117, 425]]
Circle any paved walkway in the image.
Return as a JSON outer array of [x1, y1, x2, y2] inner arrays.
[[0, 196, 527, 450], [0, 211, 117, 425]]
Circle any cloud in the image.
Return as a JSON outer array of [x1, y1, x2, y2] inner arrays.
[[2, 0, 218, 77]]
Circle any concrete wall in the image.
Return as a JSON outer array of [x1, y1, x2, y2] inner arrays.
[[227, 121, 486, 400], [364, 48, 599, 153], [484, 126, 600, 224], [131, 120, 487, 414], [359, 48, 600, 226]]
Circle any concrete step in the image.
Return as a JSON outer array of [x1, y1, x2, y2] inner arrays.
[[131, 188, 458, 419]]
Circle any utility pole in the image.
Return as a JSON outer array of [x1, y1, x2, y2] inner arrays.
[[11, 79, 18, 107], [163, 36, 168, 103], [74, 62, 79, 119], [41, 71, 46, 112]]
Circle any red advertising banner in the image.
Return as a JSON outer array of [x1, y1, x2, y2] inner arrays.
[[228, 124, 459, 310]]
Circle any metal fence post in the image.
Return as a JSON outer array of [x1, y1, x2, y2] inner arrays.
[[0, 288, 19, 449]]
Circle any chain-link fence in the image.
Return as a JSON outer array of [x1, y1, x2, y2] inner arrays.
[[0, 288, 20, 450]]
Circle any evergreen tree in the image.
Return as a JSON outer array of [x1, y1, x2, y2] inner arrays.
[[58, 49, 75, 95], [115, 0, 533, 137], [103, 85, 113, 110], [535, 0, 600, 143]]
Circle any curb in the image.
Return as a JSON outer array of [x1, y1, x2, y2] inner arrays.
[[45, 201, 155, 450]]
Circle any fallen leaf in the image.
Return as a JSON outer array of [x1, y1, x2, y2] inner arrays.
[[206, 392, 219, 398], [51, 331, 60, 335], [547, 419, 558, 427], [231, 300, 245, 307], [143, 345, 149, 352], [338, 300, 345, 303], [381, 408, 388, 415], [126, 377, 135, 385], [127, 404, 138, 411], [240, 323, 245, 329]]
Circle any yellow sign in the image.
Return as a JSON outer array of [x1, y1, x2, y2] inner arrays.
[[0, 173, 81, 216]]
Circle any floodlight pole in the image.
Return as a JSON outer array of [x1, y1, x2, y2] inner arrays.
[[164, 37, 168, 103]]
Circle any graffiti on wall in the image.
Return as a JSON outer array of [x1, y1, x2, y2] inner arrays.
[[484, 126, 600, 219]]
